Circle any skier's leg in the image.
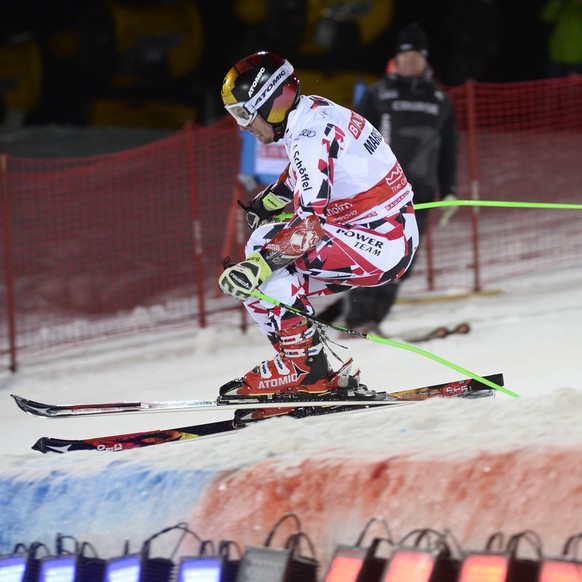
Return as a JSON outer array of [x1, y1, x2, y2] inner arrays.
[[341, 207, 427, 331], [225, 207, 418, 395], [221, 224, 334, 397]]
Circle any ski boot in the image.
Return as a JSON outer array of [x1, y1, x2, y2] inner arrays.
[[218, 319, 384, 426], [220, 319, 332, 400], [231, 358, 378, 427]]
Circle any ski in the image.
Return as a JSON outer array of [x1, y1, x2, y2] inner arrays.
[[403, 322, 471, 343], [11, 369, 498, 419], [12, 394, 404, 418], [31, 404, 394, 454], [33, 419, 240, 454], [27, 374, 502, 454]]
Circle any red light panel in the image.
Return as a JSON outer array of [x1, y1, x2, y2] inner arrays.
[[539, 559, 582, 582], [325, 548, 368, 582], [382, 550, 436, 582], [325, 555, 365, 582], [458, 554, 509, 582]]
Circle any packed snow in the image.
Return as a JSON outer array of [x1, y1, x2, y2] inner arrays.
[[1, 259, 581, 466]]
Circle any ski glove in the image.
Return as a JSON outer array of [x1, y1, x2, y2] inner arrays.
[[439, 193, 459, 226], [239, 181, 293, 231], [218, 252, 273, 301]]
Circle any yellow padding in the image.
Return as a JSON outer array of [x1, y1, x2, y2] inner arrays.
[[90, 98, 197, 129], [0, 39, 42, 110], [295, 69, 379, 108], [299, 0, 394, 53], [109, 0, 204, 77]]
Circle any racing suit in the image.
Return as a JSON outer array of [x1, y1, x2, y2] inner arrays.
[[242, 94, 419, 341]]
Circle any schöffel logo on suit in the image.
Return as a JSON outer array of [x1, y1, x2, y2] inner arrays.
[[293, 150, 312, 191], [299, 129, 316, 137]]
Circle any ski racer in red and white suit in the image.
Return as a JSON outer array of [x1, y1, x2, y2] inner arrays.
[[218, 52, 418, 399], [243, 94, 419, 338]]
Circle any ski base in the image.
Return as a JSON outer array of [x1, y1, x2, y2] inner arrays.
[[29, 373, 502, 454]]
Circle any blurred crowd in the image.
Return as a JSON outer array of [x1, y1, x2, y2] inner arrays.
[[0, 0, 576, 130]]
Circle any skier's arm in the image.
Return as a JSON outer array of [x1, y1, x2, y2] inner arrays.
[[218, 215, 324, 300], [219, 127, 332, 301], [239, 165, 294, 230]]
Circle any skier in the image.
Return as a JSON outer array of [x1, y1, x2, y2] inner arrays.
[[218, 51, 419, 414]]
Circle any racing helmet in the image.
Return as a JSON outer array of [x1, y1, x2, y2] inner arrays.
[[221, 51, 300, 141]]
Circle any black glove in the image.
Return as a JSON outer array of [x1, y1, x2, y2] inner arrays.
[[239, 182, 293, 231]]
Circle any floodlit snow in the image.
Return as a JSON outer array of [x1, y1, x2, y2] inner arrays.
[[1, 260, 581, 561], [2, 260, 582, 461]]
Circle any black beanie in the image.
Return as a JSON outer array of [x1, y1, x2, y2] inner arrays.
[[395, 23, 429, 56]]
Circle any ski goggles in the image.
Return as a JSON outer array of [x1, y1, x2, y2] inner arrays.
[[224, 102, 257, 127]]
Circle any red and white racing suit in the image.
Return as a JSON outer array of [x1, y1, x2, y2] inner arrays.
[[244, 95, 419, 339]]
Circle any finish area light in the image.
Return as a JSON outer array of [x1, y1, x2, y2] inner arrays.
[[538, 558, 582, 582], [381, 549, 438, 582], [104, 554, 141, 582], [457, 553, 510, 582], [176, 556, 224, 582], [39, 556, 77, 582], [0, 554, 27, 582], [324, 547, 368, 581]]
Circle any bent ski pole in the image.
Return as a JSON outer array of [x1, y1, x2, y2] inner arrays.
[[273, 199, 582, 223], [250, 289, 520, 398], [417, 199, 582, 211]]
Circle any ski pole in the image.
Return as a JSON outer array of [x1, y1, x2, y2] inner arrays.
[[273, 199, 582, 223], [416, 199, 582, 211], [250, 289, 520, 398]]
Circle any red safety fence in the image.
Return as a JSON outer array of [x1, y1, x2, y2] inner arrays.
[[0, 118, 243, 370], [438, 76, 582, 289], [1, 76, 581, 371]]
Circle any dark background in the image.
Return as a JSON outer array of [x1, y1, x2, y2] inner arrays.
[[0, 0, 552, 128]]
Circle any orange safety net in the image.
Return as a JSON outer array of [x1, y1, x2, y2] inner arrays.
[[1, 76, 581, 369]]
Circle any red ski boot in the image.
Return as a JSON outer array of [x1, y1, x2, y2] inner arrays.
[[219, 320, 382, 426], [223, 319, 332, 398], [231, 359, 383, 427]]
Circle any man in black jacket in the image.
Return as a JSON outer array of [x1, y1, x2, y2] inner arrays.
[[319, 23, 459, 334]]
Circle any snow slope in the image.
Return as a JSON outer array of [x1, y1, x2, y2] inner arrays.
[[1, 261, 581, 571]]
